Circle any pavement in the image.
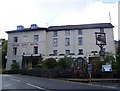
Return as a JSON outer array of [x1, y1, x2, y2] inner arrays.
[[63, 78, 120, 83], [57, 78, 120, 90]]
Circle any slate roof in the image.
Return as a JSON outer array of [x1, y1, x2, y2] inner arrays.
[[6, 23, 114, 33], [6, 27, 47, 33], [48, 23, 114, 31]]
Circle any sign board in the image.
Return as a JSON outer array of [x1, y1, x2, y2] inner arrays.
[[102, 65, 112, 72], [95, 32, 106, 45]]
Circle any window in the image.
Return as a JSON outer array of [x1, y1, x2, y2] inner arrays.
[[34, 46, 38, 54], [12, 60, 16, 63], [65, 38, 70, 46], [78, 37, 83, 45], [65, 50, 70, 56], [100, 28, 104, 33], [65, 30, 70, 36], [53, 50, 58, 56], [78, 29, 82, 35], [53, 38, 58, 47], [13, 47, 17, 55], [78, 49, 83, 55], [13, 37, 18, 42], [53, 31, 58, 37], [34, 35, 39, 41]]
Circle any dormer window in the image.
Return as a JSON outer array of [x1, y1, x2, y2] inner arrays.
[[30, 24, 38, 29], [17, 25, 24, 30]]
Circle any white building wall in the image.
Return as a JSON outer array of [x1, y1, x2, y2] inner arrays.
[[46, 28, 115, 59], [6, 24, 116, 70], [6, 30, 47, 70]]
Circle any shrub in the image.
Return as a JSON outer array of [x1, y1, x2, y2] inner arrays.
[[2, 70, 20, 74], [43, 58, 57, 69], [57, 57, 73, 70], [10, 62, 20, 72]]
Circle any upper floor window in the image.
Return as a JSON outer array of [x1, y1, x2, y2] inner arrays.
[[65, 30, 70, 36], [78, 29, 82, 35], [65, 38, 70, 46], [13, 47, 17, 55], [100, 28, 104, 33], [78, 49, 83, 55], [65, 50, 70, 56], [13, 37, 18, 42], [34, 46, 38, 54], [34, 35, 39, 41], [53, 50, 58, 56], [78, 37, 83, 45], [53, 38, 58, 47], [53, 31, 58, 37]]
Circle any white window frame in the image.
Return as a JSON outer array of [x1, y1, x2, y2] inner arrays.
[[65, 30, 70, 36], [53, 50, 58, 56], [53, 31, 58, 37], [65, 38, 70, 46], [34, 46, 38, 54], [34, 35, 39, 42], [65, 50, 70, 56], [78, 37, 83, 45], [53, 38, 58, 47], [13, 47, 17, 55]]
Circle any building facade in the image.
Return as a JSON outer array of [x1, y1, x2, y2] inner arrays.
[[6, 23, 115, 70]]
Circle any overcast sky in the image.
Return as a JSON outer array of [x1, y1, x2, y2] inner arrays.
[[0, 0, 119, 40]]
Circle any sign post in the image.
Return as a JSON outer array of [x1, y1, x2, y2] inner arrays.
[[88, 64, 92, 82]]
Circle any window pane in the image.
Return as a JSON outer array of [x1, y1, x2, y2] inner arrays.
[[53, 38, 58, 47], [65, 30, 70, 36], [78, 29, 82, 35], [78, 37, 83, 45], [65, 38, 70, 46], [13, 47, 17, 55], [13, 37, 18, 42], [53, 50, 58, 56], [53, 31, 58, 37], [34, 35, 39, 41], [78, 49, 83, 55], [65, 50, 70, 56], [34, 46, 38, 54]]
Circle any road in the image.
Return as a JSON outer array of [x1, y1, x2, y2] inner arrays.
[[1, 74, 119, 91]]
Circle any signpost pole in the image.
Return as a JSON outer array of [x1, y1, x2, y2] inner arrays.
[[88, 64, 92, 83]]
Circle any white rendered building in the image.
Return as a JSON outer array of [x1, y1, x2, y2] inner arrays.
[[6, 23, 115, 70]]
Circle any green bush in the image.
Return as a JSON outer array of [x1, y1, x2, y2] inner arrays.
[[42, 58, 57, 69], [57, 57, 73, 70], [2, 70, 20, 74], [10, 62, 20, 71]]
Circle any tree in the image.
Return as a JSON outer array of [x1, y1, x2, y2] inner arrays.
[[92, 57, 102, 70], [2, 40, 7, 68], [116, 40, 120, 72], [57, 56, 73, 70], [104, 52, 115, 64]]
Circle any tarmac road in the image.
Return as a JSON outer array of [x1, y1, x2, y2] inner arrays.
[[1, 74, 119, 91]]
